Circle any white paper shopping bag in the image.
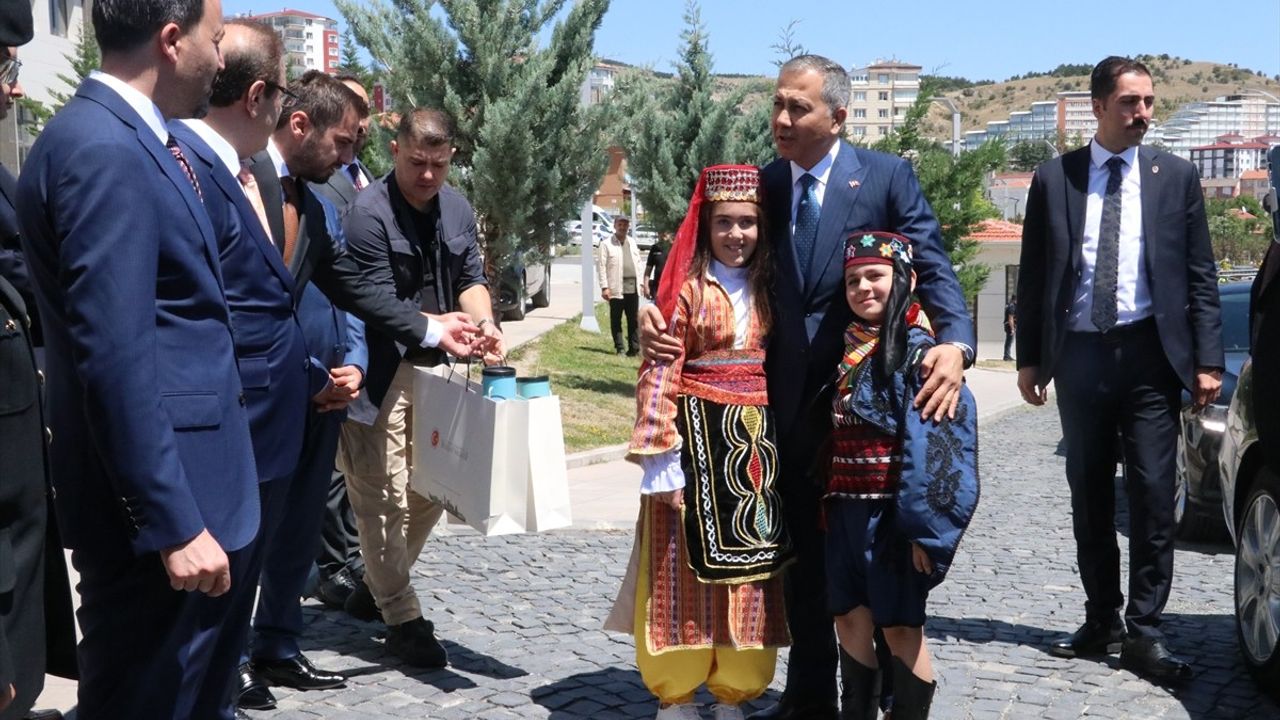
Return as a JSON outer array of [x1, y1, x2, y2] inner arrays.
[[411, 366, 528, 536], [524, 395, 572, 532]]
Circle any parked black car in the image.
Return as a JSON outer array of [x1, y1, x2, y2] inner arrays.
[[494, 254, 552, 322], [1217, 143, 1280, 701], [1175, 280, 1252, 541]]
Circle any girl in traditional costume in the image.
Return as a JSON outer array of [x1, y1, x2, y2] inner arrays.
[[605, 165, 792, 720], [823, 231, 980, 720]]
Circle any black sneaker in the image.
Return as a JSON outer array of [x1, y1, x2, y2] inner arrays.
[[386, 617, 448, 668], [344, 579, 383, 623]]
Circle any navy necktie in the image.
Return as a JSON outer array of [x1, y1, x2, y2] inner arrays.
[[794, 173, 820, 275], [1091, 156, 1125, 332]]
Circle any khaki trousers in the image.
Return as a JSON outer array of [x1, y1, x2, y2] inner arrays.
[[337, 361, 444, 626]]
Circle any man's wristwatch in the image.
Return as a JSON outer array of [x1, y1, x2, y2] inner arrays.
[[946, 341, 975, 369]]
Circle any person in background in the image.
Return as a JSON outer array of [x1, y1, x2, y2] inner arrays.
[[1003, 294, 1016, 361], [597, 216, 643, 355], [642, 231, 670, 301]]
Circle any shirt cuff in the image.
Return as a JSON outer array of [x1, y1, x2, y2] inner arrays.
[[638, 448, 685, 494], [420, 316, 443, 348]]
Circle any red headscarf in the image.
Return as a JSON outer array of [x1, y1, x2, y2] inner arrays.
[[653, 164, 762, 324]]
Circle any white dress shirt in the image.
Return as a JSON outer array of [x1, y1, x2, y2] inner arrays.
[[639, 261, 754, 494], [1068, 140, 1152, 331], [789, 140, 841, 237], [178, 119, 239, 176], [88, 71, 167, 144]]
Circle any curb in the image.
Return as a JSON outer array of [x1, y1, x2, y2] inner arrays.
[[565, 443, 629, 469]]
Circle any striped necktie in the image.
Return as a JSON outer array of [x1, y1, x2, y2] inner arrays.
[[165, 135, 202, 200]]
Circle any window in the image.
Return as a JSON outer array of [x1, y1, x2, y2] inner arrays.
[[894, 107, 904, 117], [853, 91, 866, 101], [878, 91, 889, 101], [854, 127, 866, 137], [305, 18, 313, 25], [306, 32, 313, 39], [853, 109, 866, 118], [49, 0, 69, 37], [878, 109, 889, 118], [879, 126, 889, 135], [328, 47, 339, 56], [877, 73, 889, 83]]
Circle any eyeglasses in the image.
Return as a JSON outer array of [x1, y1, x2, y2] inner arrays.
[[0, 57, 21, 86], [265, 81, 299, 108]]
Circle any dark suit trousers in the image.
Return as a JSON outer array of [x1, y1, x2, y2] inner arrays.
[[778, 468, 838, 701], [1054, 319, 1180, 638], [608, 294, 638, 353], [251, 407, 345, 661], [72, 533, 258, 720], [317, 469, 364, 579]]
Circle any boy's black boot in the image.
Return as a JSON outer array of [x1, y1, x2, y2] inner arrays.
[[839, 648, 881, 720], [888, 656, 936, 720]]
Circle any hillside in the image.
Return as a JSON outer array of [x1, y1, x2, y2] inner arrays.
[[929, 55, 1280, 136]]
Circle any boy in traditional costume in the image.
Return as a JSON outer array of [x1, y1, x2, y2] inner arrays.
[[823, 231, 979, 720], [605, 165, 792, 720]]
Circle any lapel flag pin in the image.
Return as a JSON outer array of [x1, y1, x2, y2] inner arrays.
[[849, 180, 860, 189], [1152, 165, 1159, 174]]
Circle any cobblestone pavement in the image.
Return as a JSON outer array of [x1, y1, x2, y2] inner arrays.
[[253, 406, 1280, 719]]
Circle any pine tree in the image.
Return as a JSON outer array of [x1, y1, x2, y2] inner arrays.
[[336, 29, 371, 87], [337, 0, 611, 269], [20, 20, 99, 135], [873, 81, 1004, 300], [613, 1, 759, 235]]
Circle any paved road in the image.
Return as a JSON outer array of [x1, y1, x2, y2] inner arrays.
[[240, 405, 1278, 720]]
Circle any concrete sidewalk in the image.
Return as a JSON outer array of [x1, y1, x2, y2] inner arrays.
[[565, 364, 1033, 530]]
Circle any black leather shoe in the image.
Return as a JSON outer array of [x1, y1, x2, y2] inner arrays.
[[23, 710, 64, 720], [253, 653, 346, 690], [1048, 617, 1125, 658], [344, 579, 383, 623], [234, 710, 250, 720], [386, 617, 449, 668], [314, 567, 359, 610], [1120, 636, 1193, 685], [747, 695, 838, 720], [237, 662, 277, 710]]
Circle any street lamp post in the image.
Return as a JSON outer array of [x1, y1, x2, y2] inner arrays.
[[578, 73, 599, 332], [931, 96, 962, 157]]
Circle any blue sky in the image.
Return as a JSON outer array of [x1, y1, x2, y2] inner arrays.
[[224, 0, 1280, 81]]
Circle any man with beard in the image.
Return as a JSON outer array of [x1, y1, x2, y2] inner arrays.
[[14, 0, 263, 717], [236, 73, 478, 710], [642, 55, 974, 720], [311, 74, 376, 616], [1017, 56, 1222, 686]]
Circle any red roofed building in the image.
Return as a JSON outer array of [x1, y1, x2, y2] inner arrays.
[[967, 219, 1026, 359], [239, 9, 340, 76], [1189, 133, 1277, 180], [1240, 169, 1271, 202]]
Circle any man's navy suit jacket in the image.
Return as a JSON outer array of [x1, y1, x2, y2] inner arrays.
[[15, 79, 259, 555], [171, 123, 315, 483], [761, 141, 974, 462], [1016, 144, 1223, 390]]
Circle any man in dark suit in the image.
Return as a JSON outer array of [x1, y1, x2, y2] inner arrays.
[[311, 74, 375, 614], [236, 73, 479, 709], [0, 6, 77, 720], [642, 55, 974, 720], [0, 30, 35, 354], [1017, 56, 1223, 686], [15, 1, 265, 718]]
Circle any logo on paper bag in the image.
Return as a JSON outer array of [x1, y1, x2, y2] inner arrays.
[[431, 429, 440, 447]]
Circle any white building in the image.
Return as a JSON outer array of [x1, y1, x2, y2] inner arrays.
[[847, 60, 921, 142], [1189, 133, 1279, 179], [1148, 92, 1280, 158], [0, 0, 86, 169], [246, 9, 340, 77]]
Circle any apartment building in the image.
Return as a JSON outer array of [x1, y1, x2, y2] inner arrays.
[[1148, 92, 1280, 158], [246, 9, 340, 77], [0, 0, 84, 168], [846, 60, 921, 142], [1189, 133, 1278, 178]]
